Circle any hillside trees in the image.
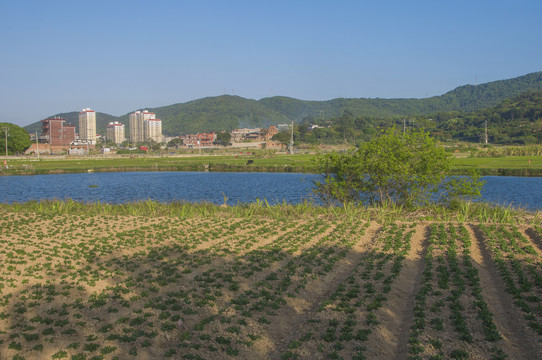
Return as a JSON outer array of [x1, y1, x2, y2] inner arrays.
[[0, 122, 31, 155], [335, 110, 355, 142], [430, 90, 542, 144], [314, 127, 483, 207]]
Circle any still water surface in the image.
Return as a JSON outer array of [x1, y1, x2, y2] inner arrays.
[[1, 172, 541, 210]]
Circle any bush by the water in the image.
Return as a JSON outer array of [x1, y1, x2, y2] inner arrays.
[[313, 127, 484, 208]]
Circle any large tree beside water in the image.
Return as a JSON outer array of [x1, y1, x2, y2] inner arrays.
[[0, 122, 31, 155]]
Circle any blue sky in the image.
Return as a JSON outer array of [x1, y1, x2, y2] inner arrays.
[[1, 0, 541, 127]]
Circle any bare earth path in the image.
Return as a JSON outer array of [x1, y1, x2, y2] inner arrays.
[[367, 223, 427, 360], [468, 224, 542, 359]]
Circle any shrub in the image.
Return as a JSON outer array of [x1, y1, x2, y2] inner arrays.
[[314, 127, 483, 208]]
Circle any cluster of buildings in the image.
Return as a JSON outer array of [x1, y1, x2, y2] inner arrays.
[[37, 108, 162, 150], [39, 108, 99, 147], [32, 107, 290, 154], [179, 125, 281, 148]]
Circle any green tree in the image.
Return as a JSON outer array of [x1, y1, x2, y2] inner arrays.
[[215, 132, 231, 146], [314, 126, 483, 207], [335, 110, 355, 142], [0, 122, 32, 155], [272, 131, 292, 144], [167, 138, 183, 148]]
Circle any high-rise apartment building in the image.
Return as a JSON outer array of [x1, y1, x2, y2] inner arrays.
[[144, 118, 162, 143], [128, 111, 142, 143], [129, 110, 162, 143], [79, 108, 96, 144], [106, 122, 125, 144]]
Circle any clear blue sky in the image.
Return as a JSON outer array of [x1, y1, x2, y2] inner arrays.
[[1, 0, 541, 127]]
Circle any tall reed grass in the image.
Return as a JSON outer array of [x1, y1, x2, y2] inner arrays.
[[1, 198, 540, 224]]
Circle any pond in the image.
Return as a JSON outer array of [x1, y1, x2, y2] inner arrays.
[[1, 172, 541, 210]]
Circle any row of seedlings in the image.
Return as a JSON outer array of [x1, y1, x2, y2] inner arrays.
[[82, 215, 299, 359], [179, 217, 353, 358], [280, 222, 414, 360], [0, 214, 274, 359], [478, 224, 542, 336], [408, 223, 506, 360]]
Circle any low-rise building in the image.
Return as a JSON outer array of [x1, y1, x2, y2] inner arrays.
[[307, 124, 323, 130], [266, 125, 278, 141], [41, 117, 76, 146], [245, 130, 264, 141], [231, 128, 260, 142], [181, 133, 216, 147], [277, 123, 291, 132]]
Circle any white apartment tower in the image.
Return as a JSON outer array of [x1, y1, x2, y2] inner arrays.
[[129, 110, 155, 143], [129, 110, 162, 143], [106, 122, 125, 144], [144, 118, 162, 143], [129, 111, 142, 143], [79, 108, 96, 144]]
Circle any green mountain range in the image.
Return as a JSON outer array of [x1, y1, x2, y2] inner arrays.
[[24, 72, 542, 137], [433, 89, 542, 144]]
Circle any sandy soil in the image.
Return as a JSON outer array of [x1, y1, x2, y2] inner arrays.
[[0, 213, 541, 359]]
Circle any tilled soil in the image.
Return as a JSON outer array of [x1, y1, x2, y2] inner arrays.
[[0, 213, 541, 359]]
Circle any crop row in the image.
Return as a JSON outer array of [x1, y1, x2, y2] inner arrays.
[[409, 223, 507, 360], [280, 222, 414, 359], [478, 224, 542, 336], [3, 211, 542, 359], [0, 213, 371, 359]]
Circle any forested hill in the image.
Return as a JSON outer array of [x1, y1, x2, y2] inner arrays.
[[433, 90, 542, 144], [24, 72, 542, 136], [435, 71, 542, 112]]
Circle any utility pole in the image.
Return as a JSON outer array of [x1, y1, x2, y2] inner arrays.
[[35, 131, 40, 159], [289, 121, 294, 154], [2, 126, 8, 157], [485, 119, 488, 144], [403, 119, 406, 134]]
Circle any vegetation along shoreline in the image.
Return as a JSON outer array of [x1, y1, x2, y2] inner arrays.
[[2, 152, 542, 177]]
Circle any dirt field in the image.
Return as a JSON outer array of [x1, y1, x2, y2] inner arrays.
[[0, 212, 541, 359]]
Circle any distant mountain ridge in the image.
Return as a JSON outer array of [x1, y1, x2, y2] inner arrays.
[[24, 72, 542, 136]]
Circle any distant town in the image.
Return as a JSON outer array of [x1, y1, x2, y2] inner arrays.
[[27, 108, 294, 155]]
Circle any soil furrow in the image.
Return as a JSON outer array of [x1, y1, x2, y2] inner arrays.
[[367, 223, 428, 360], [468, 224, 542, 359], [524, 226, 542, 255], [258, 222, 380, 359], [234, 222, 338, 288]]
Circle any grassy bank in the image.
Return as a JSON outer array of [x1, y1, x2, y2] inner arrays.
[[451, 155, 542, 176], [0, 154, 315, 175], [2, 198, 540, 225], [2, 153, 542, 176]]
